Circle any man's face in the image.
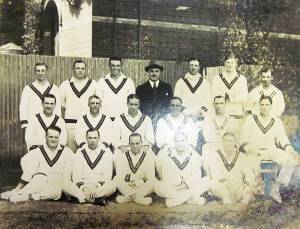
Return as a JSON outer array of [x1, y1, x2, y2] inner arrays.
[[169, 99, 182, 116], [224, 58, 237, 72], [259, 99, 272, 116], [148, 68, 161, 82], [89, 97, 101, 115], [214, 97, 226, 115], [35, 65, 47, 82], [129, 136, 142, 154], [86, 130, 100, 150], [46, 129, 60, 149], [109, 60, 122, 77], [188, 60, 200, 76], [73, 62, 86, 79], [42, 97, 56, 116], [174, 134, 187, 152], [261, 71, 273, 87], [222, 134, 236, 152], [127, 98, 140, 114]]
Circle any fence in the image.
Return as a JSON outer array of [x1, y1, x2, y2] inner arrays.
[[0, 54, 297, 165]]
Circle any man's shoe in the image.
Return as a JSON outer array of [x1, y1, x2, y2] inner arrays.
[[134, 196, 152, 206], [188, 197, 206, 205], [116, 195, 130, 204], [165, 198, 185, 208], [269, 182, 282, 203], [222, 197, 232, 205], [93, 197, 106, 206], [9, 193, 29, 203], [1, 191, 12, 200]]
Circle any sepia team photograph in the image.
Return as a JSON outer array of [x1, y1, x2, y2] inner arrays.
[[0, 0, 299, 228]]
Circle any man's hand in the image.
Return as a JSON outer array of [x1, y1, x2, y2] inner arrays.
[[143, 142, 152, 153], [175, 183, 188, 191], [119, 145, 129, 153], [219, 178, 227, 183], [83, 186, 97, 203]]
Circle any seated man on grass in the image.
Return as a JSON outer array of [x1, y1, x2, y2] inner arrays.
[[1, 126, 85, 203], [73, 129, 116, 205], [155, 132, 210, 207], [114, 133, 155, 206]]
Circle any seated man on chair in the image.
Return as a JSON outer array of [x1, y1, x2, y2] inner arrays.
[[73, 129, 116, 205], [1, 126, 85, 203], [202, 132, 255, 204], [240, 95, 300, 202], [155, 132, 210, 207], [114, 133, 155, 206]]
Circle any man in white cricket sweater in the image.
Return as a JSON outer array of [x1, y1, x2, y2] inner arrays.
[[113, 94, 155, 153], [155, 132, 210, 207], [156, 97, 197, 150], [73, 129, 116, 205], [248, 66, 285, 117], [1, 126, 85, 203], [59, 60, 97, 152], [96, 56, 135, 121], [202, 132, 255, 204], [211, 52, 248, 119], [114, 133, 155, 206], [75, 95, 113, 149], [174, 57, 211, 116], [25, 94, 67, 151]]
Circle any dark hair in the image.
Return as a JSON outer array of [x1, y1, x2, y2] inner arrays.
[[86, 128, 100, 137], [109, 56, 122, 66], [42, 93, 56, 103], [46, 126, 61, 135], [170, 96, 182, 105], [224, 51, 236, 61], [213, 95, 226, 103], [127, 94, 140, 103], [188, 57, 201, 65], [260, 65, 273, 75], [129, 132, 142, 143], [88, 94, 101, 103], [259, 95, 273, 104], [222, 132, 237, 141], [73, 60, 86, 69], [35, 62, 48, 70]]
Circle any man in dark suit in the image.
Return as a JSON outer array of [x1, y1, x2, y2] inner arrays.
[[136, 61, 173, 132]]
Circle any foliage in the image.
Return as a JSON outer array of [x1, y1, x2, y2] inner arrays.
[[220, 0, 300, 115], [22, 0, 43, 54]]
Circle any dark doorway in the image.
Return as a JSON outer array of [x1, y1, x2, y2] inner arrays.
[[41, 0, 59, 55]]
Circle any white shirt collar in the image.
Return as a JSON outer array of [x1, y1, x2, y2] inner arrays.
[[259, 84, 276, 92], [32, 80, 50, 88], [167, 113, 184, 121], [149, 80, 159, 88], [69, 77, 89, 84], [125, 109, 142, 118], [104, 73, 127, 80], [184, 72, 202, 80]]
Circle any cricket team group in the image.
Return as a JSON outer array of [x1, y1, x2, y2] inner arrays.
[[1, 53, 299, 207]]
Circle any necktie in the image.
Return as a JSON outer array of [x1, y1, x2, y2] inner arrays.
[[153, 82, 157, 96]]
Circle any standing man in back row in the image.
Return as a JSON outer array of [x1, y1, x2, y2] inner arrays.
[[248, 66, 285, 117], [136, 60, 173, 131], [59, 60, 97, 152], [96, 56, 135, 122], [211, 52, 248, 119], [174, 58, 211, 116], [20, 62, 61, 149]]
